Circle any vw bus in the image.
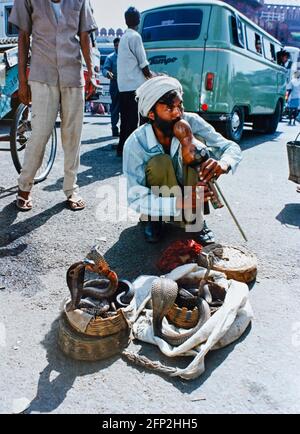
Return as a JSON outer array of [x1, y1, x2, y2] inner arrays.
[[140, 1, 287, 142]]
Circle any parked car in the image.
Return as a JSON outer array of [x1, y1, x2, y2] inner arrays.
[[140, 0, 287, 142]]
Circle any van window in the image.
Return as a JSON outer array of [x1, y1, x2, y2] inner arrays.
[[231, 15, 244, 48], [142, 9, 203, 42], [246, 27, 263, 55], [5, 7, 18, 36], [263, 40, 276, 62]]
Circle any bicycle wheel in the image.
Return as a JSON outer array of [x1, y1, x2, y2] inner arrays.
[[10, 103, 57, 183]]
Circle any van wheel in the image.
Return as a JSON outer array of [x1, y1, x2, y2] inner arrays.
[[224, 106, 244, 143], [263, 100, 282, 134]]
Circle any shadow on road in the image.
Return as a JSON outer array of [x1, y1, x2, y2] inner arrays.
[[43, 144, 121, 193], [81, 136, 115, 145], [0, 202, 65, 250], [276, 203, 300, 229], [239, 130, 283, 151], [25, 317, 119, 414], [104, 222, 192, 281]]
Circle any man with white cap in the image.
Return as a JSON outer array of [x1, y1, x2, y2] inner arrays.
[[123, 75, 242, 244]]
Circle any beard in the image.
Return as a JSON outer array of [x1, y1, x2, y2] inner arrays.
[[153, 113, 182, 137]]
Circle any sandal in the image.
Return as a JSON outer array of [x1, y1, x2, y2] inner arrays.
[[67, 196, 86, 211], [16, 195, 33, 212]]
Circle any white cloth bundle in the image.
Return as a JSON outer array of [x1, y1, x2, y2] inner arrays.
[[124, 264, 254, 380], [136, 75, 183, 117]]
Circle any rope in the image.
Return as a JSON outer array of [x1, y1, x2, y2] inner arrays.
[[122, 350, 177, 376]]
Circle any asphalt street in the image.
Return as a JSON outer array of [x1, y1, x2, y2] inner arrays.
[[0, 113, 299, 414]]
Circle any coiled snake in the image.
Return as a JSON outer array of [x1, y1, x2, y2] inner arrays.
[[151, 277, 211, 346], [66, 245, 118, 312]]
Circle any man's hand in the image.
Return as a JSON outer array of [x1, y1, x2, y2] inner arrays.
[[176, 183, 212, 210], [85, 68, 97, 91], [18, 81, 31, 105], [107, 71, 114, 80], [198, 158, 229, 182]]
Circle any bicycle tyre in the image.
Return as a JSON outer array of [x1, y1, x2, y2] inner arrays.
[[10, 103, 57, 183]]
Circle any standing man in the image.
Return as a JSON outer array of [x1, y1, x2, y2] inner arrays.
[[9, 0, 97, 211], [116, 6, 152, 157], [103, 37, 120, 137]]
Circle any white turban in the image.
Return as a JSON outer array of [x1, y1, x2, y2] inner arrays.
[[136, 75, 183, 117]]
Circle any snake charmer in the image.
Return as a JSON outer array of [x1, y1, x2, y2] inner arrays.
[[123, 75, 243, 244]]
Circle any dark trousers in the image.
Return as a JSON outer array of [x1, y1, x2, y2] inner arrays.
[[117, 91, 139, 155], [109, 80, 120, 132]]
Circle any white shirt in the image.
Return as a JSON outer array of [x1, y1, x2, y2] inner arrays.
[[287, 78, 300, 100], [123, 112, 242, 217], [117, 28, 149, 92]]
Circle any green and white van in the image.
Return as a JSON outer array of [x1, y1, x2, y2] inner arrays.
[[140, 0, 287, 142]]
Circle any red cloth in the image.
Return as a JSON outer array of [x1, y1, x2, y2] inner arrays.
[[157, 239, 202, 274]]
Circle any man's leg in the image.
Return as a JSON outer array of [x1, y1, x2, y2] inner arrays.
[[110, 83, 120, 136], [60, 85, 85, 208], [117, 91, 138, 156], [17, 81, 60, 210], [143, 154, 180, 242], [146, 154, 179, 189]]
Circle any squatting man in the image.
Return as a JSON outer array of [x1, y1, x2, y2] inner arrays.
[[123, 76, 242, 244]]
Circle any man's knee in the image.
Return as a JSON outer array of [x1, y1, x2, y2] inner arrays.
[[146, 154, 174, 186]]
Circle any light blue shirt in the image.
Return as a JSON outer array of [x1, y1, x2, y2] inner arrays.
[[51, 1, 62, 22], [123, 112, 242, 217], [103, 51, 118, 81]]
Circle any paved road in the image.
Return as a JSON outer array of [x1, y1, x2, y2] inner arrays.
[[0, 114, 299, 414]]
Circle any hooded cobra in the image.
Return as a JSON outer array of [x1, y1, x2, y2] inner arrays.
[[151, 277, 211, 346], [66, 245, 118, 312]]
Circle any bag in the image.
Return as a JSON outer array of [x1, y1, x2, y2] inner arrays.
[[156, 239, 202, 273], [287, 132, 300, 184]]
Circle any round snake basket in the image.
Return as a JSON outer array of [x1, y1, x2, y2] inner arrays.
[[198, 244, 257, 283], [58, 310, 130, 361], [166, 304, 199, 329]]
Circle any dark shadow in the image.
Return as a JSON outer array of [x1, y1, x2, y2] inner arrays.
[[123, 323, 252, 391], [0, 201, 19, 230], [239, 130, 283, 151], [25, 317, 121, 414], [0, 202, 65, 249], [81, 136, 115, 145], [0, 243, 27, 258], [276, 203, 300, 229], [104, 222, 192, 281], [83, 121, 112, 126], [247, 279, 257, 291], [43, 144, 122, 193], [0, 185, 18, 200]]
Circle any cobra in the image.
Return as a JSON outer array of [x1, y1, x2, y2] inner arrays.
[[151, 277, 211, 346], [66, 245, 118, 311]]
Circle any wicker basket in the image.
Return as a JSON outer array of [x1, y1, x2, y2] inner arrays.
[[287, 133, 300, 184], [199, 244, 257, 283], [166, 304, 199, 329], [67, 308, 129, 337], [58, 311, 130, 361]]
